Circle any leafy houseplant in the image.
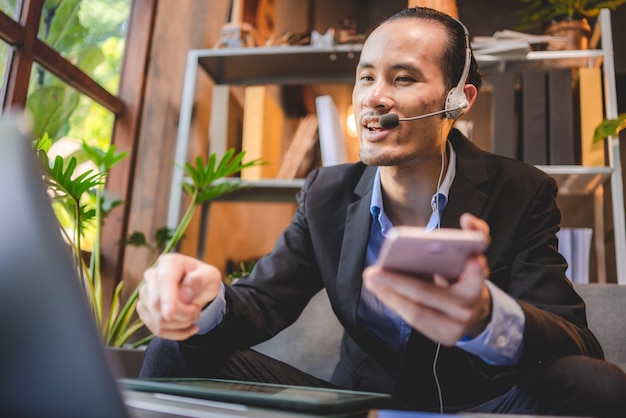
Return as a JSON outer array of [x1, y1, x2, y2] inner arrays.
[[35, 137, 261, 348], [516, 0, 626, 31], [516, 1, 626, 52]]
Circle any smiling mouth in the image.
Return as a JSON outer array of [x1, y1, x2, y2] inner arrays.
[[365, 120, 383, 132]]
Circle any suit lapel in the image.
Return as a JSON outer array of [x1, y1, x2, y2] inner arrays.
[[334, 167, 402, 369], [335, 167, 376, 324], [442, 131, 490, 228]]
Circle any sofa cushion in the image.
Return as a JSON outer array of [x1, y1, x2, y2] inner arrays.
[[574, 283, 626, 371], [253, 289, 343, 381]]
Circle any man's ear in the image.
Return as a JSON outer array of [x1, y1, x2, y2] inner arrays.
[[458, 84, 478, 117]]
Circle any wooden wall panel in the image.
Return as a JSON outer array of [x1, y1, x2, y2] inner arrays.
[[203, 202, 297, 274], [121, 0, 229, 286], [102, 0, 157, 302]]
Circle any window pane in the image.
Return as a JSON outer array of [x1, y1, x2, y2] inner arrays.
[[39, 0, 131, 95], [0, 38, 10, 94], [26, 64, 114, 148], [0, 0, 19, 19]]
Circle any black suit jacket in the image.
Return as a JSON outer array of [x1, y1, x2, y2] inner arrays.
[[186, 130, 602, 410]]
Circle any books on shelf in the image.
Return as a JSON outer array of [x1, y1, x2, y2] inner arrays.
[[490, 67, 581, 166], [520, 69, 548, 165], [241, 86, 284, 180], [276, 114, 319, 179], [315, 95, 348, 167], [578, 67, 605, 167], [490, 71, 519, 159], [558, 227, 593, 284], [547, 68, 577, 165]]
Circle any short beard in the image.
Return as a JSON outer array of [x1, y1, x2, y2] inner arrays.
[[359, 147, 415, 166]]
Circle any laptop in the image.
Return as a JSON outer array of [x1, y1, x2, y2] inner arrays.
[[121, 377, 390, 415], [0, 111, 390, 417], [0, 111, 130, 417]]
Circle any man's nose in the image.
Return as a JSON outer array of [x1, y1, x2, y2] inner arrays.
[[362, 81, 393, 110]]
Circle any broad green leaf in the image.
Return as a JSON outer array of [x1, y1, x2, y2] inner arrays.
[[82, 141, 127, 172], [44, 0, 86, 53], [26, 85, 80, 141], [76, 45, 105, 76], [594, 114, 626, 143], [26, 85, 79, 142]]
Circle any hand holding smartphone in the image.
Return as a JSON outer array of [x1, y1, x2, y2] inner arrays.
[[376, 226, 488, 281]]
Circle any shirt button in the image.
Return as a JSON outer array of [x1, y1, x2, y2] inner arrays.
[[496, 335, 507, 347]]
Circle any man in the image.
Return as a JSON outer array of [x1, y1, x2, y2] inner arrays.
[[138, 7, 626, 416]]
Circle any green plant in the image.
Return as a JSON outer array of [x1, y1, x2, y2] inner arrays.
[[226, 261, 257, 284], [594, 113, 626, 142], [35, 138, 261, 347], [516, 0, 626, 30]]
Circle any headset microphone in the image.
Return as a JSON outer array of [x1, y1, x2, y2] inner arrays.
[[378, 103, 468, 130]]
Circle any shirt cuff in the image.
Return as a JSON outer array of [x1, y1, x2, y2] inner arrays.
[[194, 282, 226, 335], [455, 281, 525, 365]]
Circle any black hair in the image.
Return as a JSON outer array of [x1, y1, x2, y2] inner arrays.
[[383, 7, 482, 93]]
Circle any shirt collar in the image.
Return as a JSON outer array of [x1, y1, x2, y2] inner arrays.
[[370, 141, 456, 223]]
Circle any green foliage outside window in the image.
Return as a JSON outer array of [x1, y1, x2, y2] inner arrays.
[[0, 0, 18, 19], [24, 0, 130, 146]]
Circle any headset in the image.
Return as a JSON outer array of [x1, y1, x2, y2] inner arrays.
[[378, 17, 473, 129], [444, 17, 472, 119]]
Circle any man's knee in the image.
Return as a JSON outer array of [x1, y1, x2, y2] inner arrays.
[[139, 337, 200, 378], [538, 355, 626, 417]]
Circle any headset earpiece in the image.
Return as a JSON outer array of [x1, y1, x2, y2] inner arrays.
[[444, 88, 468, 119], [444, 19, 472, 119]]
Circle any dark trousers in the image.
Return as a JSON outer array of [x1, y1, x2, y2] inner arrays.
[[141, 337, 626, 417]]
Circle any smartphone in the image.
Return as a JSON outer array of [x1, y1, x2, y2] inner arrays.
[[376, 226, 488, 281]]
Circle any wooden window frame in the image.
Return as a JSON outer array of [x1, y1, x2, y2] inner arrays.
[[0, 0, 158, 292]]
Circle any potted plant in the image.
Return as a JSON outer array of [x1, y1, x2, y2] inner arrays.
[[34, 137, 261, 374], [516, 1, 626, 50]]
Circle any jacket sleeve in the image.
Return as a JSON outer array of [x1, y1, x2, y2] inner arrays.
[[477, 173, 603, 378]]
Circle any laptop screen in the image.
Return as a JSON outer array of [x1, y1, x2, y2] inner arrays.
[[0, 112, 129, 417]]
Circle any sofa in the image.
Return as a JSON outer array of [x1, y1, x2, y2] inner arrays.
[[253, 283, 626, 381]]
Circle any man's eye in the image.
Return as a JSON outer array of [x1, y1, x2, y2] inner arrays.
[[395, 76, 415, 83]]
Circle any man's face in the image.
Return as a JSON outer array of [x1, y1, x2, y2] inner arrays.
[[353, 19, 449, 167]]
